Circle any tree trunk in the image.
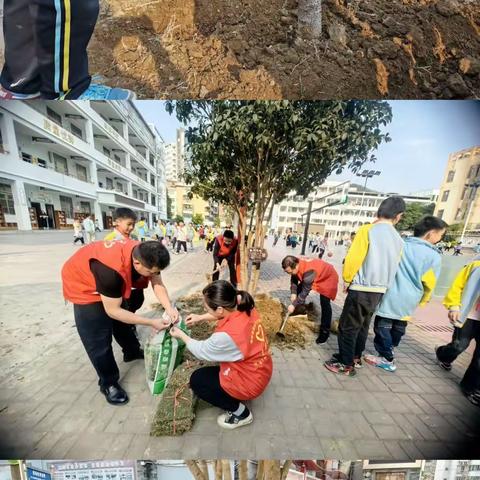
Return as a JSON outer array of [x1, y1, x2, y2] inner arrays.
[[215, 461, 223, 480], [186, 462, 208, 480], [239, 461, 248, 480], [263, 461, 281, 480], [256, 462, 265, 480], [298, 0, 322, 38], [238, 207, 248, 290], [222, 461, 232, 480], [280, 462, 293, 480]]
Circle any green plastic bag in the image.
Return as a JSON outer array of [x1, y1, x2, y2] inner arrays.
[[145, 311, 189, 395]]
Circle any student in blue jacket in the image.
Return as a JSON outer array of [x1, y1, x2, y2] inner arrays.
[[364, 216, 448, 372], [436, 254, 480, 406]]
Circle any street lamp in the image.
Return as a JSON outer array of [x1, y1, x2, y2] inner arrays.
[[460, 180, 480, 243], [356, 170, 381, 221]]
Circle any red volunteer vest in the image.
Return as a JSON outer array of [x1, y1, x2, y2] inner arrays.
[[215, 309, 273, 400], [296, 258, 338, 301], [62, 239, 149, 304], [217, 235, 238, 257]]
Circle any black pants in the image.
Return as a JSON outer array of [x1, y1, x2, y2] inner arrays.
[[206, 240, 214, 252], [337, 289, 384, 367], [373, 315, 407, 362], [436, 319, 480, 394], [74, 289, 144, 388], [1, 0, 99, 98], [297, 283, 332, 332], [176, 240, 187, 253], [73, 236, 84, 244], [190, 366, 241, 412], [213, 256, 237, 288]]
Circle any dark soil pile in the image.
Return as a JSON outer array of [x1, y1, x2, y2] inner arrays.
[[90, 0, 480, 98]]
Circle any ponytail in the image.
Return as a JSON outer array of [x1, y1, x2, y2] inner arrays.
[[236, 290, 255, 315], [203, 280, 255, 315]]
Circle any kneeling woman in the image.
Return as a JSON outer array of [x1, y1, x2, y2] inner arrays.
[[170, 280, 273, 429]]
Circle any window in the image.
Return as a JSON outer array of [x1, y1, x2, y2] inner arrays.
[[114, 154, 121, 163], [441, 190, 450, 202], [116, 182, 123, 192], [70, 123, 83, 139], [103, 146, 110, 157], [22, 152, 32, 163], [37, 158, 47, 168], [0, 183, 15, 214], [150, 176, 155, 187], [468, 165, 476, 178], [60, 195, 74, 218], [80, 201, 91, 214], [76, 164, 88, 182], [437, 210, 444, 219], [446, 170, 455, 182], [106, 178, 113, 190], [461, 187, 467, 200], [455, 208, 464, 220], [47, 107, 62, 126], [53, 153, 68, 175], [151, 195, 156, 206]]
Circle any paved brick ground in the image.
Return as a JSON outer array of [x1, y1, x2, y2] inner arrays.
[[0, 232, 479, 460]]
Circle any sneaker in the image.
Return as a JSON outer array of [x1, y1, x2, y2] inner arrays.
[[364, 354, 397, 372], [316, 329, 330, 344], [0, 85, 42, 100], [217, 408, 253, 429], [77, 84, 136, 100], [353, 357, 363, 368], [435, 346, 452, 371], [463, 391, 480, 407], [324, 359, 356, 376]]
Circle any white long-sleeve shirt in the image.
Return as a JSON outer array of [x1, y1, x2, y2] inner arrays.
[[187, 332, 244, 362]]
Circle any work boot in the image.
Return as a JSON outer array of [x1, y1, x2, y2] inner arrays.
[[100, 384, 129, 405]]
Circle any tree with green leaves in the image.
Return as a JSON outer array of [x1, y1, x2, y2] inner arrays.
[[191, 213, 204, 225], [174, 214, 184, 223], [166, 195, 173, 219], [396, 202, 436, 232], [166, 100, 392, 293]]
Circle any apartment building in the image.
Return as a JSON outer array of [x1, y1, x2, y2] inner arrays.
[[0, 100, 167, 230], [433, 461, 480, 480], [362, 461, 425, 480], [270, 181, 434, 240], [434, 146, 480, 236]]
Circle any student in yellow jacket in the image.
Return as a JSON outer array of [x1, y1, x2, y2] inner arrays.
[[325, 196, 405, 377], [104, 208, 137, 242], [436, 255, 480, 407]]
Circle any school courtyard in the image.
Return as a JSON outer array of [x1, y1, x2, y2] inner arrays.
[[0, 231, 479, 460]]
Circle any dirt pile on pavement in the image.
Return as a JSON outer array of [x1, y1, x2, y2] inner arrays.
[[90, 0, 480, 98]]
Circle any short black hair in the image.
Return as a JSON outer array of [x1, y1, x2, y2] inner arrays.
[[281, 255, 299, 270], [133, 241, 170, 270], [414, 216, 448, 237], [377, 196, 406, 219], [223, 229, 234, 239], [113, 208, 137, 222]]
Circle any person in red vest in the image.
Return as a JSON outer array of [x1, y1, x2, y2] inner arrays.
[[170, 280, 273, 429], [282, 255, 339, 344], [212, 229, 239, 288], [61, 239, 178, 405]]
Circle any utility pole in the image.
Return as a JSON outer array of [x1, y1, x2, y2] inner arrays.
[[460, 180, 480, 243], [356, 169, 381, 216]]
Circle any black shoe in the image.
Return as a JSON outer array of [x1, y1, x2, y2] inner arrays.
[[100, 384, 129, 405], [123, 349, 144, 363], [316, 329, 330, 344], [435, 346, 452, 371]]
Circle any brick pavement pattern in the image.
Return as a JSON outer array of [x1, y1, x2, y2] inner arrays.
[[0, 232, 479, 459]]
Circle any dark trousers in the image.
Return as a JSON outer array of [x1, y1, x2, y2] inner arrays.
[[176, 240, 187, 253], [73, 236, 84, 244], [373, 315, 407, 362], [1, 0, 99, 98], [213, 256, 237, 288], [297, 283, 332, 332], [337, 289, 384, 367], [206, 240, 214, 252], [190, 366, 241, 412], [74, 289, 144, 388], [436, 319, 480, 393]]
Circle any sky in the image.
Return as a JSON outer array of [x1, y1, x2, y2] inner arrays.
[[135, 100, 480, 195]]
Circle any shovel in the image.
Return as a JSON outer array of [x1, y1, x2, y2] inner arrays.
[[276, 311, 290, 339]]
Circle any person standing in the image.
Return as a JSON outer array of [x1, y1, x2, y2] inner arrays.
[[73, 219, 84, 245], [212, 229, 238, 288], [61, 240, 178, 405], [324, 196, 406, 376], [282, 255, 339, 344], [364, 216, 447, 372], [82, 215, 96, 244], [175, 221, 188, 254], [290, 232, 298, 249], [435, 255, 480, 407], [0, 0, 133, 100]]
